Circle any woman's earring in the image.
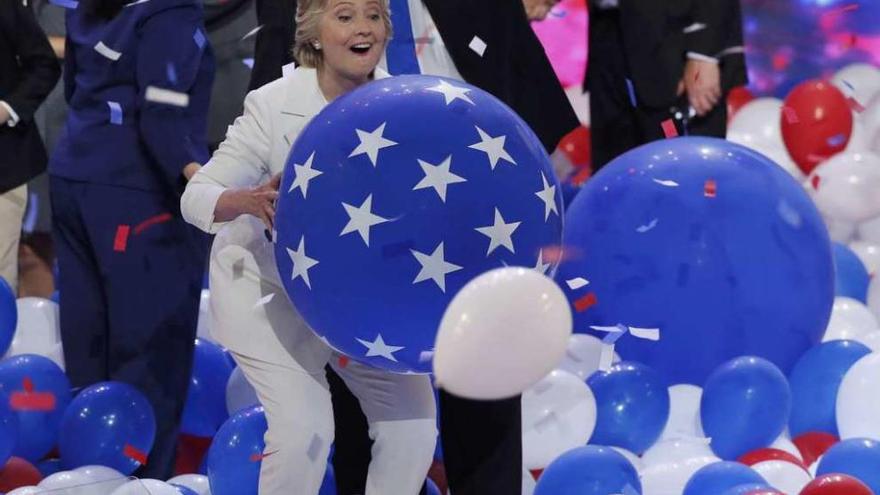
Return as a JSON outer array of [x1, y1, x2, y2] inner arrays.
[[312, 41, 322, 50]]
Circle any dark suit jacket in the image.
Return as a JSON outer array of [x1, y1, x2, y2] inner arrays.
[[249, 0, 579, 154], [597, 0, 747, 109], [0, 0, 61, 193]]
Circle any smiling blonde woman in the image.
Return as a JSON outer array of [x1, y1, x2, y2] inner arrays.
[[181, 1, 437, 494]]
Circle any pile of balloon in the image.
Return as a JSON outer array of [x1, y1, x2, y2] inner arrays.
[[0, 61, 879, 495]]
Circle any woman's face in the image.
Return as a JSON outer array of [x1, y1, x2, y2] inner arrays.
[[317, 0, 388, 82]]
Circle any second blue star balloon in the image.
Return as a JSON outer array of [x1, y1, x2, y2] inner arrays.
[[274, 76, 563, 373]]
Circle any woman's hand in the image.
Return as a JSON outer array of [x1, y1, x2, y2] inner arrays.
[[213, 174, 282, 230]]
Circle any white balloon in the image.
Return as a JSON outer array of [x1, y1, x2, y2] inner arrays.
[[771, 433, 804, 464], [837, 352, 880, 440], [823, 296, 880, 342], [226, 366, 259, 415], [660, 385, 704, 441], [522, 468, 537, 495], [521, 369, 596, 470], [832, 63, 880, 108], [849, 241, 880, 276], [6, 297, 61, 360], [752, 144, 804, 180], [809, 459, 820, 477], [727, 98, 785, 150], [861, 331, 880, 352], [611, 446, 643, 473], [110, 479, 181, 495], [807, 151, 880, 224], [846, 119, 870, 153], [750, 460, 812, 494], [196, 289, 213, 342], [870, 278, 880, 322], [556, 334, 620, 381], [823, 216, 858, 244], [434, 267, 572, 400], [7, 487, 43, 495], [858, 215, 880, 244], [38, 471, 92, 489], [862, 94, 880, 144], [74, 465, 126, 485], [167, 474, 211, 495], [640, 438, 719, 495]]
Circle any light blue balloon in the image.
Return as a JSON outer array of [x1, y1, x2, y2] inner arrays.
[[207, 405, 267, 495], [701, 356, 791, 460]]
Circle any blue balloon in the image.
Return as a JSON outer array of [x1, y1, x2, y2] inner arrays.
[[587, 362, 670, 454], [426, 478, 442, 495], [58, 381, 156, 474], [0, 354, 72, 461], [534, 445, 641, 495], [701, 357, 791, 460], [207, 405, 267, 495], [817, 438, 880, 493], [181, 339, 235, 437], [788, 340, 871, 437], [0, 278, 16, 357], [683, 462, 768, 495], [832, 243, 870, 302], [36, 458, 62, 477], [318, 464, 336, 495], [555, 137, 834, 385], [274, 75, 562, 373], [0, 390, 17, 467], [172, 484, 200, 495]]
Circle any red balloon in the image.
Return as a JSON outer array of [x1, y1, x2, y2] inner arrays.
[[0, 457, 43, 491], [727, 86, 756, 122], [780, 80, 853, 176], [739, 447, 806, 469], [174, 433, 212, 476], [800, 473, 875, 495], [793, 431, 839, 468], [558, 125, 591, 169]]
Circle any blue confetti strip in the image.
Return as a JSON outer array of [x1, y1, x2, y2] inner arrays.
[[107, 101, 123, 125], [166, 62, 178, 84], [625, 79, 638, 107], [193, 29, 206, 50], [48, 0, 78, 8]]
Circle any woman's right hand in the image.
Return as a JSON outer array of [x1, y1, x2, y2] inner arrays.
[[214, 174, 282, 230]]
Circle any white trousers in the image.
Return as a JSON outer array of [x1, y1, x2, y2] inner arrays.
[[209, 241, 437, 495], [0, 185, 27, 292]]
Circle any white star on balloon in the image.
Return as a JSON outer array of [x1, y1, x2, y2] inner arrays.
[[288, 152, 323, 198], [356, 333, 405, 362], [535, 171, 559, 221], [411, 242, 463, 292], [413, 156, 467, 202], [468, 126, 516, 170], [340, 194, 389, 247], [348, 122, 398, 167], [426, 80, 475, 106], [534, 249, 551, 275], [286, 236, 319, 289], [475, 208, 521, 256]]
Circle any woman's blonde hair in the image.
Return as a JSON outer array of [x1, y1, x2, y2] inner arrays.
[[293, 0, 393, 69]]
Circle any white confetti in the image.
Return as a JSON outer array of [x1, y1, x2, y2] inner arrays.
[[124, 0, 150, 7], [683, 22, 707, 34], [589, 325, 622, 334], [636, 218, 659, 233], [252, 293, 275, 309], [241, 25, 263, 41], [468, 36, 487, 57], [598, 344, 616, 372], [282, 62, 296, 78], [418, 350, 434, 363], [94, 41, 122, 61], [653, 178, 680, 187], [145, 86, 190, 107], [566, 277, 590, 290], [629, 327, 661, 341]]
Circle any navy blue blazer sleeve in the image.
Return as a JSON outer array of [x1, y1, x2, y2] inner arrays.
[[2, 0, 60, 123], [136, 6, 213, 184]]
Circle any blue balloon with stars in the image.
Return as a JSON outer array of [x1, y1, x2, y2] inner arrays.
[[274, 75, 563, 373], [555, 137, 834, 385]]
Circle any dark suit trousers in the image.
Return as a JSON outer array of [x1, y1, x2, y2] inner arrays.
[[588, 8, 727, 172], [51, 176, 206, 479]]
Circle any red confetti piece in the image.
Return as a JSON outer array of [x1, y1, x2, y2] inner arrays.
[[530, 469, 543, 481], [782, 106, 799, 124], [848, 97, 866, 113], [704, 180, 717, 198], [22, 377, 34, 393], [772, 53, 791, 71], [573, 292, 598, 313], [661, 119, 678, 139], [811, 175, 821, 190], [338, 356, 350, 368], [10, 391, 56, 411], [250, 450, 277, 463], [123, 444, 148, 465], [133, 212, 172, 235], [113, 225, 131, 252]]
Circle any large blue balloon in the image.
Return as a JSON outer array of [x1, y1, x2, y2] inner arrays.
[[0, 354, 72, 461], [701, 357, 791, 460], [788, 340, 871, 437], [587, 361, 670, 454], [0, 278, 16, 357], [58, 381, 156, 474], [832, 243, 870, 302], [0, 390, 17, 467], [274, 75, 562, 373], [206, 405, 267, 495], [683, 462, 768, 495], [720, 484, 776, 495], [181, 339, 235, 437], [817, 438, 880, 493], [556, 137, 833, 385], [534, 446, 641, 495]]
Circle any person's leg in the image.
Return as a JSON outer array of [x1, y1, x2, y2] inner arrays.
[[439, 392, 522, 495], [331, 356, 436, 495], [50, 177, 109, 387], [79, 183, 205, 479], [0, 185, 28, 291], [328, 364, 373, 495], [233, 351, 335, 495]]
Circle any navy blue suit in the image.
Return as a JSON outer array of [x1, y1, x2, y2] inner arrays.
[[49, 0, 214, 478]]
